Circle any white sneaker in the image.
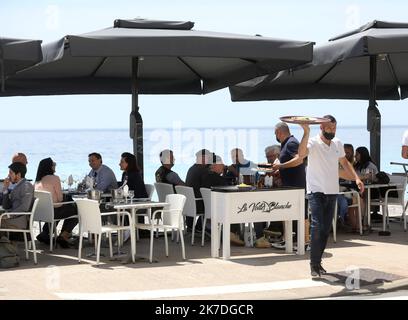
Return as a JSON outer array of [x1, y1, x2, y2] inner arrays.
[[271, 241, 286, 250], [122, 230, 131, 243]]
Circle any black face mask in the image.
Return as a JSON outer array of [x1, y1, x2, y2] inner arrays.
[[323, 131, 335, 140], [275, 135, 280, 143]]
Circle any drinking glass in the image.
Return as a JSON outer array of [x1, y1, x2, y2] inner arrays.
[[128, 190, 134, 204]]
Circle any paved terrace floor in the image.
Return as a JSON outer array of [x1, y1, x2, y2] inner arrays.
[[1, 207, 407, 300]]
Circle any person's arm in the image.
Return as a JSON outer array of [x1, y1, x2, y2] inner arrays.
[[298, 123, 310, 159], [95, 167, 116, 192], [339, 157, 364, 193], [273, 154, 304, 171], [402, 145, 408, 159], [11, 183, 34, 212], [226, 164, 239, 177]]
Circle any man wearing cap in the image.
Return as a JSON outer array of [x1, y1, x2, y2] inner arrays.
[[1, 162, 34, 230]]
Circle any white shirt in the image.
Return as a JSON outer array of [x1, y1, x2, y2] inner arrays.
[[306, 135, 345, 194], [402, 130, 408, 146]]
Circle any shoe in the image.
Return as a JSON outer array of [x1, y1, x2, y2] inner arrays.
[[263, 229, 282, 238], [310, 264, 321, 277], [254, 236, 271, 248], [318, 263, 327, 275], [56, 236, 70, 249], [123, 230, 131, 243], [271, 240, 286, 250], [293, 243, 311, 251], [230, 232, 245, 246], [36, 233, 50, 245]]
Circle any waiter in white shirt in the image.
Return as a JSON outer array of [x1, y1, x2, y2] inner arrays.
[[298, 115, 364, 277]]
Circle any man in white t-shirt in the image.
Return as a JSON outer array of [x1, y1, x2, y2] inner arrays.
[[402, 130, 408, 159], [298, 115, 364, 277]]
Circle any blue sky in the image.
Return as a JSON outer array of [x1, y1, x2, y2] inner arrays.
[[1, 0, 407, 130]]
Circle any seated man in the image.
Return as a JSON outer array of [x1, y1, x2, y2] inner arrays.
[[1, 152, 29, 204], [202, 155, 245, 246], [87, 152, 118, 192], [185, 149, 212, 231], [226, 148, 257, 183], [155, 149, 185, 188], [263, 145, 282, 187], [1, 162, 34, 231], [402, 129, 408, 159]]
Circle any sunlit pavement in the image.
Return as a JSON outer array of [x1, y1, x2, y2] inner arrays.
[[1, 206, 407, 300]]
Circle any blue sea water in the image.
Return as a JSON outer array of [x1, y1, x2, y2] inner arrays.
[[0, 126, 406, 188]]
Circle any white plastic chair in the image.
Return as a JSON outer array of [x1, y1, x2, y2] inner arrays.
[[154, 182, 174, 202], [145, 184, 155, 200], [33, 190, 78, 252], [370, 174, 407, 231], [154, 182, 176, 239], [134, 183, 157, 240], [175, 185, 204, 245], [135, 194, 186, 263], [0, 198, 39, 264], [74, 198, 135, 265], [333, 190, 362, 242]]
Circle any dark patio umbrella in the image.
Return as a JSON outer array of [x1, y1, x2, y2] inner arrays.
[[0, 37, 42, 91], [1, 18, 313, 172], [230, 20, 408, 170]]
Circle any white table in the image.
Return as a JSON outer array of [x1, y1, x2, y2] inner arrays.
[[211, 187, 305, 259], [365, 182, 398, 228], [113, 201, 168, 261]]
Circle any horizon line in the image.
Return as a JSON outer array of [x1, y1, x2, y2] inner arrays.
[[0, 124, 406, 132]]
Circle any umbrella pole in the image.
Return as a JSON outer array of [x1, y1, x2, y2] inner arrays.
[[0, 46, 4, 92], [130, 57, 144, 177], [367, 55, 381, 170]]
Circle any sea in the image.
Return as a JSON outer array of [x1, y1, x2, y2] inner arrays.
[[1, 126, 406, 193]]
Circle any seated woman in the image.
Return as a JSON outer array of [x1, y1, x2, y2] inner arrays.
[[119, 152, 148, 241], [119, 152, 148, 198], [352, 147, 379, 229], [354, 146, 379, 178], [34, 158, 78, 248]]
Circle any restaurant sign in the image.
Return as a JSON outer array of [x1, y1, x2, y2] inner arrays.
[[237, 201, 292, 214]]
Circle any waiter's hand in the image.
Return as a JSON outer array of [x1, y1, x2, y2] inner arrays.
[[272, 163, 280, 171], [299, 123, 310, 132], [356, 177, 365, 193]]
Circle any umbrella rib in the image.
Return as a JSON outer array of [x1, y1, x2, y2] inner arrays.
[[314, 61, 339, 84], [177, 57, 203, 80], [90, 57, 108, 77], [385, 55, 401, 88]]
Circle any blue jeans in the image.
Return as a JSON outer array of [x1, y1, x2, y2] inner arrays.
[[337, 195, 348, 221], [308, 192, 337, 266]]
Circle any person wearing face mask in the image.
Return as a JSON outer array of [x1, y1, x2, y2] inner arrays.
[[298, 115, 364, 277], [271, 122, 309, 250]]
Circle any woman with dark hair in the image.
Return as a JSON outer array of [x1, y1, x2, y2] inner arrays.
[[34, 157, 78, 248], [119, 153, 148, 241], [354, 146, 378, 177], [119, 152, 148, 198], [353, 147, 380, 226]]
